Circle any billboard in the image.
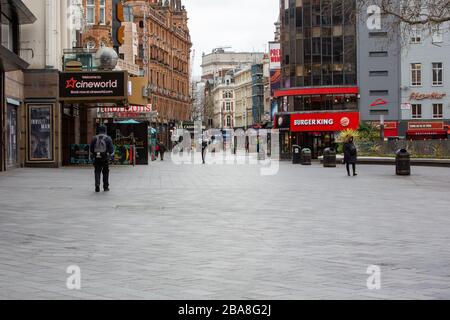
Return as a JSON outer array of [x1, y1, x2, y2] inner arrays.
[[269, 42, 281, 70]]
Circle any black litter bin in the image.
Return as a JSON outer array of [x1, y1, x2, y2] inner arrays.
[[396, 149, 411, 176], [323, 147, 336, 167], [301, 148, 312, 165], [292, 145, 301, 164]]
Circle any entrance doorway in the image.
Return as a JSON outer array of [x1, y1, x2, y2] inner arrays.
[[62, 111, 75, 166], [295, 132, 335, 159], [6, 104, 18, 167]]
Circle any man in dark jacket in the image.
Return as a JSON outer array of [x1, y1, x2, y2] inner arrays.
[[90, 125, 114, 192], [343, 136, 358, 176]]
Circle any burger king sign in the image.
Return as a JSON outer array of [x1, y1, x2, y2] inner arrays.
[[290, 112, 359, 132]]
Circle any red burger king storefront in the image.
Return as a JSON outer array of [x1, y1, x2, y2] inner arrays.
[[275, 111, 360, 159]]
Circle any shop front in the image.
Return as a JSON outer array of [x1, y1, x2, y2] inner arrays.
[[291, 111, 360, 158], [405, 121, 448, 140], [275, 111, 360, 159], [58, 70, 129, 165], [96, 105, 157, 165]]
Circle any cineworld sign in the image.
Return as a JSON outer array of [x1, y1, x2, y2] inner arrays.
[[59, 71, 127, 101]]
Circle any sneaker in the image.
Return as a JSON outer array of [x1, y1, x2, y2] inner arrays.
[[104, 187, 110, 192], [353, 173, 358, 176], [95, 186, 100, 193]]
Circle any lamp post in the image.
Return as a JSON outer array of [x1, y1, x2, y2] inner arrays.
[[380, 114, 385, 141]]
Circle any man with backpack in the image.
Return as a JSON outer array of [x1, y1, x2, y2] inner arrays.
[[90, 125, 114, 192]]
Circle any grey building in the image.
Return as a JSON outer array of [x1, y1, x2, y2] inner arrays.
[[357, 4, 401, 124]]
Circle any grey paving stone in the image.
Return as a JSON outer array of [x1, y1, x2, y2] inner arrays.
[[0, 157, 449, 299]]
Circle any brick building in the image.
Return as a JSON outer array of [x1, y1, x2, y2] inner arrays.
[[81, 0, 192, 145]]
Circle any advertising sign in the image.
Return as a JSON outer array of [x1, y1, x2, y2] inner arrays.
[[59, 71, 127, 100], [29, 105, 53, 161], [97, 105, 153, 119], [408, 122, 444, 131], [269, 42, 281, 70], [70, 144, 92, 165], [290, 112, 360, 132]]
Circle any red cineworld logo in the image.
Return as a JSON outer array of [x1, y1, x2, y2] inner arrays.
[[65, 77, 118, 89]]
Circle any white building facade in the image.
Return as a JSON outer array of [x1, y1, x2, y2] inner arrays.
[[399, 23, 450, 139]]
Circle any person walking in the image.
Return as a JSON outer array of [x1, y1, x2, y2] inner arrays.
[[158, 141, 167, 161], [343, 136, 358, 176], [90, 125, 114, 192]]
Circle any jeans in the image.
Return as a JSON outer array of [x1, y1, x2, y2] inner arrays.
[[94, 158, 109, 188]]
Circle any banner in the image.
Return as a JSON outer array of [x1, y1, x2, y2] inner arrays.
[[269, 42, 281, 70]]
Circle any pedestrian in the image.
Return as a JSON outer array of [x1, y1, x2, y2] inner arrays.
[[201, 138, 208, 164], [155, 142, 160, 158], [90, 125, 114, 192], [158, 141, 167, 161], [343, 135, 358, 176]]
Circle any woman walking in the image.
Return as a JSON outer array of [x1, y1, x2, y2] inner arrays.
[[344, 136, 358, 176]]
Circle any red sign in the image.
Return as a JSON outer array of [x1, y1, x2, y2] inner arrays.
[[408, 122, 444, 131], [290, 112, 360, 132], [370, 98, 387, 107], [98, 104, 153, 118]]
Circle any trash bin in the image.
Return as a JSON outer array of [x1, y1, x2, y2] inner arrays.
[[301, 148, 312, 165], [396, 149, 411, 176], [292, 145, 301, 164], [323, 147, 336, 167]]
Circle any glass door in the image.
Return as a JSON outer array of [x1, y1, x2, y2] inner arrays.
[[6, 104, 18, 167]]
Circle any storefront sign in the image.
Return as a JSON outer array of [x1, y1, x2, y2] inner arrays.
[[97, 105, 153, 118], [409, 92, 446, 101], [269, 42, 281, 70], [401, 103, 412, 110], [290, 112, 360, 132], [408, 122, 444, 131], [59, 71, 127, 101], [274, 114, 291, 129]]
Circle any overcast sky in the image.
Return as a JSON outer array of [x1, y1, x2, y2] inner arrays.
[[183, 0, 279, 77]]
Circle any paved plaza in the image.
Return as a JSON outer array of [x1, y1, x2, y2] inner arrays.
[[0, 155, 450, 299]]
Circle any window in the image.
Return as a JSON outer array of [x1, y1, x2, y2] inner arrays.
[[369, 51, 388, 57], [369, 71, 389, 77], [86, 0, 95, 24], [1, 13, 15, 52], [226, 116, 231, 127], [369, 31, 387, 38], [99, 0, 106, 25], [411, 104, 422, 119], [411, 63, 422, 86], [369, 90, 389, 96], [432, 63, 443, 86], [225, 102, 231, 111], [433, 104, 443, 118], [410, 28, 421, 44]]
